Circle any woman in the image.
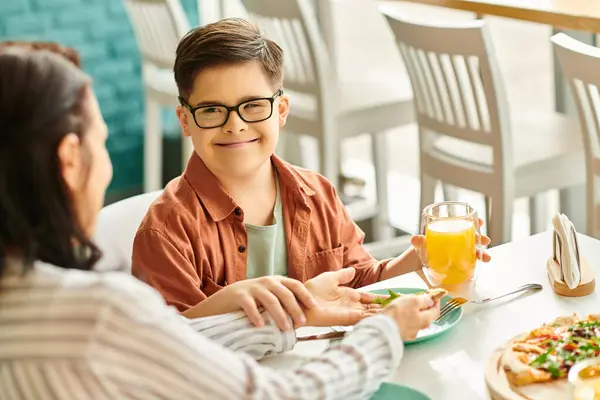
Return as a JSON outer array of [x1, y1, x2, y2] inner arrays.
[[0, 48, 440, 399]]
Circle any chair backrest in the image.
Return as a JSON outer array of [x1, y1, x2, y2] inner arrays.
[[240, 0, 336, 128], [381, 11, 512, 192], [241, 0, 330, 96], [552, 33, 600, 237], [198, 0, 248, 25], [93, 191, 162, 272], [240, 0, 338, 184], [123, 0, 190, 69]]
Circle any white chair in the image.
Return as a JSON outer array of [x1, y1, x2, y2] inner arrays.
[[553, 33, 600, 238], [198, 0, 247, 25], [240, 0, 414, 244], [123, 0, 194, 192], [93, 191, 162, 272], [381, 12, 585, 246]]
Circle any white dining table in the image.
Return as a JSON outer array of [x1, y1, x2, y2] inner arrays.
[[259, 231, 600, 399]]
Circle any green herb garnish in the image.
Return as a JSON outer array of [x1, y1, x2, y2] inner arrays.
[[373, 289, 401, 307]]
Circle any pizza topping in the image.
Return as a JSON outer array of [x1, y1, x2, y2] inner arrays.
[[524, 320, 600, 379]]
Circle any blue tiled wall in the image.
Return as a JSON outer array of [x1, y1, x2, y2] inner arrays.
[[0, 0, 199, 195]]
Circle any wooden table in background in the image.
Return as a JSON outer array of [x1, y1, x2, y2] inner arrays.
[[393, 0, 600, 33]]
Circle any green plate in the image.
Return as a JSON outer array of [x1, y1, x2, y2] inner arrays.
[[370, 287, 463, 344], [370, 382, 431, 399]]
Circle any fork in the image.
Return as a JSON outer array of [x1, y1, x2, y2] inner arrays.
[[435, 283, 543, 322]]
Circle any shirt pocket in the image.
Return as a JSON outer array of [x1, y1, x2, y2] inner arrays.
[[304, 245, 344, 278]]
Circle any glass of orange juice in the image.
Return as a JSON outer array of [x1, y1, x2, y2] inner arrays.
[[419, 202, 480, 288]]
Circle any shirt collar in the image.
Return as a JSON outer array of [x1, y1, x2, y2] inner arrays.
[[183, 153, 314, 222]]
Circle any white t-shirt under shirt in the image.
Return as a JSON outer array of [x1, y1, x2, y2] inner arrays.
[[244, 172, 288, 279]]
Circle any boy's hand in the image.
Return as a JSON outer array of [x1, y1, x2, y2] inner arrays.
[[410, 218, 492, 264], [303, 268, 381, 327]]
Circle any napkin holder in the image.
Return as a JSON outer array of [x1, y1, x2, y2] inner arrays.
[[546, 214, 595, 297]]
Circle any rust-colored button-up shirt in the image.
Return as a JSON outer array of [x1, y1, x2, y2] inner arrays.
[[132, 153, 390, 312]]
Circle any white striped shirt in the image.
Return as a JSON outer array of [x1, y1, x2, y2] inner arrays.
[[0, 261, 403, 400]]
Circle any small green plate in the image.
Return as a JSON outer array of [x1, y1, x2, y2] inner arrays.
[[370, 287, 463, 344], [370, 382, 431, 400]]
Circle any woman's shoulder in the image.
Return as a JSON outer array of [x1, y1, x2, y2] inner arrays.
[[4, 261, 171, 316]]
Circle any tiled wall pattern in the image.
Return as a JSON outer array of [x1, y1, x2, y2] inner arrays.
[[0, 0, 199, 196]]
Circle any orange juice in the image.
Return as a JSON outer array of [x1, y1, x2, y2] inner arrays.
[[425, 218, 476, 286]]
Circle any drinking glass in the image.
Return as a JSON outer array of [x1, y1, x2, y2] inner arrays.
[[419, 201, 481, 288]]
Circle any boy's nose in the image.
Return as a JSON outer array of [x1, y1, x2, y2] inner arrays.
[[223, 110, 247, 134]]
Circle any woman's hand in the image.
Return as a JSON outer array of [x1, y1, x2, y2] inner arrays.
[[303, 268, 381, 327], [382, 294, 441, 341], [185, 276, 317, 331]]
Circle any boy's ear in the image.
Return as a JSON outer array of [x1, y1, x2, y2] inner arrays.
[[176, 106, 191, 137], [277, 94, 290, 128]]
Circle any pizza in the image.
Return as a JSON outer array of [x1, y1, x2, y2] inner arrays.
[[374, 288, 448, 307], [426, 288, 448, 302], [502, 313, 600, 388]]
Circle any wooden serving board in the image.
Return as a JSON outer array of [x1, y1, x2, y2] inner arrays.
[[485, 337, 573, 400]]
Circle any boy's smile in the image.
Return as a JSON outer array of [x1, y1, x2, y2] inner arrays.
[[215, 138, 260, 148], [177, 61, 290, 179]]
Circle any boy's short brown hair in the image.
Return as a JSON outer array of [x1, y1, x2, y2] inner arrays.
[[174, 18, 284, 101]]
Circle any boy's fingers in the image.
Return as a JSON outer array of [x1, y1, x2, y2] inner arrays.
[[476, 249, 492, 262], [281, 279, 317, 308], [477, 234, 491, 246], [359, 292, 388, 304], [270, 283, 306, 327], [256, 291, 290, 331], [411, 235, 426, 249], [240, 295, 265, 328], [333, 267, 356, 285]]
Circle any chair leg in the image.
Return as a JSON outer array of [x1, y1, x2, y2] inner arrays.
[[420, 173, 436, 219], [319, 135, 340, 192], [484, 195, 491, 229], [529, 193, 549, 235], [486, 192, 513, 246], [144, 96, 162, 192], [559, 184, 586, 233], [442, 184, 459, 202], [371, 132, 393, 241]]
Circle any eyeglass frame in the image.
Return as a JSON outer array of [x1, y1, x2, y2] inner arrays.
[[178, 89, 284, 129]]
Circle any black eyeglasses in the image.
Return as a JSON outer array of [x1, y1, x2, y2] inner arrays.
[[178, 89, 283, 129]]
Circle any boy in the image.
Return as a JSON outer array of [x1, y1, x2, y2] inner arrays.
[[132, 18, 490, 325]]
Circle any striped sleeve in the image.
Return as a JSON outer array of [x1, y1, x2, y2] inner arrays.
[[90, 278, 404, 400], [186, 311, 296, 360]]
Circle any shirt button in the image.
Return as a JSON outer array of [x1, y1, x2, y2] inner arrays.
[[234, 207, 242, 216], [238, 245, 246, 253]]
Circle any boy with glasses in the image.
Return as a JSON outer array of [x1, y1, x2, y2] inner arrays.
[[132, 18, 490, 328]]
